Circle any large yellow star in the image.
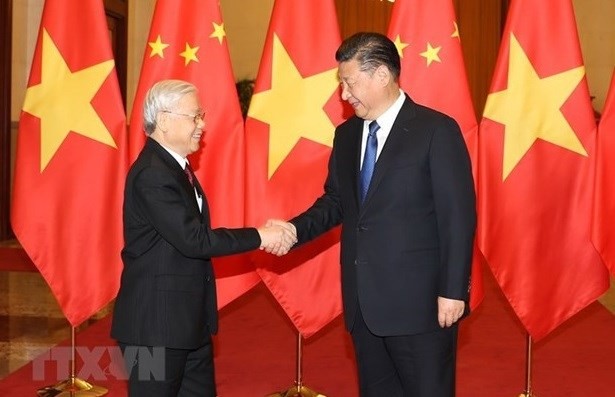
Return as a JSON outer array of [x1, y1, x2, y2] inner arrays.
[[22, 29, 117, 171], [148, 34, 169, 58], [483, 33, 587, 180], [248, 34, 339, 179], [392, 34, 409, 58], [420, 43, 442, 66], [210, 22, 226, 44], [180, 43, 199, 65]]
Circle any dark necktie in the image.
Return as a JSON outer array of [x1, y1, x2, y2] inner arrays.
[[360, 121, 380, 202], [184, 163, 195, 187]]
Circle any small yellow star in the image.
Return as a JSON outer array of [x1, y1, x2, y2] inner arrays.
[[452, 22, 460, 39], [148, 34, 169, 58], [392, 34, 410, 58], [248, 34, 339, 178], [180, 43, 200, 66], [483, 33, 587, 180], [210, 22, 226, 44], [420, 43, 442, 66], [22, 29, 117, 171]]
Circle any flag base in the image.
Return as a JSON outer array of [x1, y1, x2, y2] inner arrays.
[[36, 377, 108, 396], [266, 385, 326, 397]]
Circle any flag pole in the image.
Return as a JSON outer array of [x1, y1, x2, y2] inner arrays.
[[517, 333, 538, 397], [36, 325, 108, 397], [268, 332, 326, 397]]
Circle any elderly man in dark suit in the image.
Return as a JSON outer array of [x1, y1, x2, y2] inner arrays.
[[111, 79, 295, 397], [270, 32, 476, 396]]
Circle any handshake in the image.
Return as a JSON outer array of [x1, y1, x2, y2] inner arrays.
[[257, 219, 297, 256]]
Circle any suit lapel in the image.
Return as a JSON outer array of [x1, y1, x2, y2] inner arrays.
[[361, 97, 416, 209]]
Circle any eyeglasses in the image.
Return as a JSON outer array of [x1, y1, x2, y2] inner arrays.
[[161, 110, 205, 124]]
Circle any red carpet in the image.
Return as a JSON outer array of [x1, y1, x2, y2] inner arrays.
[[1, 267, 614, 396]]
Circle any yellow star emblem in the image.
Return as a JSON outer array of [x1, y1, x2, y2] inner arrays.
[[392, 35, 409, 58], [420, 43, 442, 66], [483, 33, 587, 180], [451, 22, 460, 39], [248, 34, 339, 179], [210, 22, 226, 44], [180, 43, 199, 65], [22, 29, 117, 171], [148, 34, 169, 58]]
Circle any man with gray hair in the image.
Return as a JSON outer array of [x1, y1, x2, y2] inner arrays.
[[111, 79, 295, 396]]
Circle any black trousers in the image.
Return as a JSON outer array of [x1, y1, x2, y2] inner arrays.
[[350, 308, 458, 397], [118, 339, 215, 397]]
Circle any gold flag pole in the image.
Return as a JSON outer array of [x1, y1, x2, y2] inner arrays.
[[36, 326, 108, 397], [267, 333, 326, 397], [518, 333, 538, 397]]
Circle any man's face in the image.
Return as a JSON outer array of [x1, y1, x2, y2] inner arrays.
[[338, 59, 380, 120], [162, 92, 205, 158]]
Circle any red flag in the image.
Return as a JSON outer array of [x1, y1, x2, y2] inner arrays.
[[11, 0, 128, 327], [129, 0, 259, 308], [245, 0, 347, 337], [387, 0, 484, 310], [478, 0, 609, 340], [592, 69, 615, 276]]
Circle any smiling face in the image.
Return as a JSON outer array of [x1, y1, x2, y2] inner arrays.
[[156, 92, 205, 158], [338, 59, 390, 121]]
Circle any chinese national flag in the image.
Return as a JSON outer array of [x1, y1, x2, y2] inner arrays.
[[129, 0, 259, 308], [245, 0, 347, 337], [387, 0, 484, 310], [478, 0, 609, 340], [592, 69, 615, 276], [11, 0, 128, 327]]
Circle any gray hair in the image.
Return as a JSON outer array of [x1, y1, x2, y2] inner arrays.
[[142, 79, 198, 135]]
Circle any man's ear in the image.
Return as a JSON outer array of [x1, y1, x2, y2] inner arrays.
[[375, 65, 391, 86], [156, 111, 168, 133]]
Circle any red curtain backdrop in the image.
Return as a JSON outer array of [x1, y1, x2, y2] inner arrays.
[[128, 0, 259, 309], [245, 0, 349, 338], [478, 0, 609, 340], [11, 0, 128, 327], [387, 0, 484, 310], [592, 69, 615, 277]]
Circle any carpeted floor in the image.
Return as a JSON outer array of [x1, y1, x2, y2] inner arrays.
[[1, 267, 614, 396]]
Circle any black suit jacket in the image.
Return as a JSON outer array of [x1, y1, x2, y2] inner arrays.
[[291, 96, 476, 336], [111, 138, 260, 349]]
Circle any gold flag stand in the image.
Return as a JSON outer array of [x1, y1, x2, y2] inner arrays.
[[36, 326, 108, 397], [517, 334, 538, 397], [267, 333, 326, 397]]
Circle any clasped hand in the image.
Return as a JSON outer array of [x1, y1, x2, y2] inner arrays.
[[257, 219, 297, 256]]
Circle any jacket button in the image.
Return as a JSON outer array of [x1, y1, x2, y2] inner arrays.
[[205, 276, 212, 282]]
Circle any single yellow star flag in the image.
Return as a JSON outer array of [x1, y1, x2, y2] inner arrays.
[[478, 0, 608, 341], [22, 29, 116, 171], [248, 34, 339, 178], [11, 0, 128, 328]]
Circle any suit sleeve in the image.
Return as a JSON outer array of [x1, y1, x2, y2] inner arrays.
[[133, 166, 260, 259], [430, 116, 476, 301], [290, 142, 344, 244]]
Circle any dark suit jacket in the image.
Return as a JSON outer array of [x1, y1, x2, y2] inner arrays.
[[290, 96, 476, 337], [111, 138, 260, 349]]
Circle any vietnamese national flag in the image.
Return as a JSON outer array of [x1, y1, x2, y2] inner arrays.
[[478, 0, 609, 340], [129, 0, 259, 308], [387, 0, 484, 310], [592, 69, 615, 276], [245, 0, 347, 337], [11, 0, 128, 327]]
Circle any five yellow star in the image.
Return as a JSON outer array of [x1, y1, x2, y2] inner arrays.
[[180, 43, 199, 65], [22, 29, 117, 171], [420, 42, 442, 66], [148, 34, 169, 58], [248, 34, 339, 178], [210, 22, 226, 44], [483, 33, 587, 180], [392, 34, 409, 58]]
